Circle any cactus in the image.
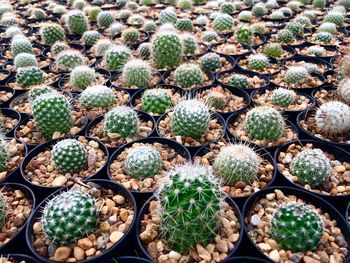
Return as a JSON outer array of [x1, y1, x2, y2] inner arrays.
[[16, 66, 44, 88], [73, 0, 86, 9], [82, 30, 100, 46], [244, 106, 285, 141], [80, 85, 115, 109], [271, 88, 296, 107], [199, 52, 221, 72], [52, 139, 87, 174], [250, 23, 267, 35], [181, 33, 197, 55], [104, 106, 139, 139], [11, 36, 33, 56], [143, 20, 157, 32], [121, 28, 140, 44], [270, 11, 285, 20], [284, 66, 309, 85], [228, 74, 249, 89], [290, 148, 331, 187], [140, 0, 154, 5], [171, 99, 210, 139], [270, 203, 324, 252], [295, 16, 311, 27], [213, 14, 234, 32], [51, 42, 69, 56], [307, 45, 326, 57], [235, 27, 253, 45], [175, 18, 193, 31], [69, 66, 96, 89], [121, 59, 151, 87], [119, 9, 132, 21], [28, 85, 55, 105], [128, 14, 145, 25], [177, 0, 192, 10], [103, 45, 132, 71], [337, 0, 350, 9], [141, 88, 172, 115], [151, 31, 182, 69], [138, 43, 151, 59], [202, 31, 219, 43], [42, 191, 99, 245], [56, 50, 86, 71], [174, 63, 204, 88], [252, 3, 265, 16], [97, 11, 115, 28], [125, 146, 162, 178], [318, 22, 337, 34], [39, 23, 65, 45], [14, 53, 37, 69], [286, 22, 304, 37], [276, 30, 295, 44], [338, 78, 350, 104], [159, 8, 177, 24], [157, 163, 222, 253], [324, 11, 344, 25], [247, 54, 270, 71], [213, 144, 261, 185], [205, 91, 226, 110], [87, 6, 102, 22], [66, 10, 88, 35], [195, 15, 209, 26], [108, 22, 126, 36], [220, 2, 235, 14], [0, 139, 9, 173], [314, 32, 333, 43], [94, 39, 113, 57], [315, 101, 350, 136], [0, 193, 7, 229], [1, 14, 17, 26], [5, 26, 23, 38], [263, 43, 284, 58], [52, 4, 66, 14]]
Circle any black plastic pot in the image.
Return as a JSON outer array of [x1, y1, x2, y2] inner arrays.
[[1, 108, 21, 138], [156, 111, 226, 156], [20, 136, 109, 203], [282, 56, 333, 75], [310, 85, 336, 106], [107, 137, 191, 209], [216, 69, 270, 95], [26, 179, 137, 263], [0, 254, 39, 262], [243, 186, 350, 263], [99, 257, 153, 263], [0, 183, 36, 254], [0, 86, 15, 108], [136, 195, 244, 262], [222, 257, 271, 263], [85, 110, 156, 155]]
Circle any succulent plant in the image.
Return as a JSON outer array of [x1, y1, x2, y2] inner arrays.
[[87, 6, 102, 22], [82, 30, 101, 46], [195, 15, 209, 26], [5, 26, 22, 38], [337, 0, 350, 9], [318, 22, 337, 34], [213, 14, 234, 32], [143, 20, 157, 32], [141, 88, 172, 115], [202, 31, 219, 43], [138, 43, 151, 59], [14, 53, 37, 69], [171, 99, 210, 139], [69, 66, 96, 89], [235, 27, 253, 45], [324, 11, 344, 26], [56, 49, 86, 71], [103, 45, 132, 71], [94, 39, 113, 57], [270, 203, 324, 252], [244, 106, 285, 141], [250, 23, 267, 34], [286, 22, 304, 37], [177, 0, 192, 10], [175, 18, 193, 31], [338, 78, 350, 104], [199, 52, 221, 72], [174, 63, 204, 88], [42, 190, 99, 245], [66, 10, 88, 34], [28, 85, 55, 105], [39, 23, 65, 45], [0, 139, 9, 173], [32, 93, 73, 138], [97, 10, 115, 28], [276, 29, 295, 44], [307, 45, 326, 57], [121, 28, 140, 44], [51, 41, 70, 56], [271, 88, 296, 107], [79, 85, 115, 109], [157, 163, 222, 253], [252, 3, 265, 16], [247, 54, 270, 71], [52, 139, 87, 174], [11, 36, 33, 56], [205, 91, 226, 110], [220, 2, 235, 14], [284, 66, 309, 85], [263, 43, 284, 58], [121, 59, 151, 87], [228, 74, 249, 89], [16, 66, 44, 88], [73, 0, 86, 9], [159, 8, 177, 24], [181, 33, 197, 55], [314, 32, 333, 43]]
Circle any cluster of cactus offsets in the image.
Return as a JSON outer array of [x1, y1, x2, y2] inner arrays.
[[121, 59, 151, 87], [271, 88, 296, 107], [69, 65, 96, 89], [171, 99, 210, 139], [213, 144, 261, 185], [79, 85, 115, 109], [56, 49, 86, 71], [270, 203, 324, 253], [103, 45, 132, 71], [244, 106, 285, 141], [11, 36, 33, 56], [52, 139, 87, 174], [32, 93, 73, 138], [157, 163, 222, 253], [124, 146, 163, 178], [39, 23, 65, 45], [205, 91, 226, 110], [104, 106, 139, 139], [199, 52, 221, 72], [284, 66, 309, 85], [235, 27, 253, 45], [82, 30, 100, 46], [66, 10, 88, 34], [0, 139, 9, 173], [228, 74, 249, 89], [315, 101, 350, 136], [247, 54, 270, 71], [16, 66, 44, 88], [174, 63, 204, 88], [42, 190, 99, 245], [141, 88, 172, 115], [28, 85, 55, 105], [290, 148, 331, 187], [13, 53, 37, 69], [151, 31, 182, 69], [263, 43, 284, 58], [213, 14, 234, 32], [97, 11, 115, 28]]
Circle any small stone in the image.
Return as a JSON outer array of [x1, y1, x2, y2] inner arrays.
[[216, 240, 228, 253], [250, 214, 261, 226], [258, 243, 271, 251], [290, 253, 304, 263], [109, 231, 124, 244], [275, 189, 285, 199], [99, 221, 110, 233], [78, 238, 93, 250], [196, 244, 211, 261], [85, 248, 96, 257], [334, 165, 346, 173], [169, 251, 181, 260], [269, 249, 280, 262], [53, 247, 72, 262], [52, 175, 68, 187], [33, 222, 42, 234], [266, 193, 275, 201], [73, 247, 85, 261], [266, 239, 278, 249], [303, 256, 321, 263], [317, 251, 329, 263], [88, 140, 99, 148], [113, 195, 125, 205]]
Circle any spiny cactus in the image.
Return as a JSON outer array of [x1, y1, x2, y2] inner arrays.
[[271, 88, 296, 107], [181, 33, 197, 55], [195, 15, 209, 26], [307, 45, 326, 57], [87, 6, 102, 22], [318, 22, 337, 34], [69, 65, 96, 89], [39, 23, 65, 45], [143, 20, 157, 32], [108, 22, 126, 37], [157, 163, 222, 253], [250, 23, 267, 35], [16, 66, 44, 88], [66, 10, 88, 35], [5, 26, 22, 38], [174, 63, 204, 88], [199, 52, 221, 72], [141, 88, 172, 115], [32, 93, 73, 138], [338, 78, 350, 104], [56, 49, 86, 71], [263, 43, 284, 58], [314, 32, 333, 43], [0, 193, 7, 229], [121, 28, 140, 44], [171, 99, 210, 139], [82, 30, 100, 46], [52, 139, 87, 174], [138, 43, 151, 59], [97, 11, 115, 28], [103, 45, 132, 71], [313, 0, 326, 8], [220, 2, 235, 14], [151, 30, 182, 69], [28, 85, 55, 105], [51, 41, 69, 56], [104, 106, 139, 139], [121, 59, 151, 88], [235, 27, 253, 45], [244, 106, 285, 141], [11, 36, 33, 56], [290, 148, 331, 187], [0, 139, 9, 173], [175, 18, 193, 31], [252, 3, 265, 16], [277, 29, 295, 44], [94, 39, 113, 57], [202, 31, 219, 43], [285, 22, 304, 37], [14, 53, 37, 69], [42, 190, 99, 245], [228, 74, 249, 89], [213, 13, 234, 32], [205, 91, 226, 110], [324, 11, 344, 26], [270, 11, 285, 20], [159, 8, 177, 24], [125, 146, 163, 178], [177, 0, 192, 10], [213, 144, 261, 185], [247, 54, 270, 71], [79, 85, 115, 109], [284, 66, 309, 85], [270, 203, 324, 252]]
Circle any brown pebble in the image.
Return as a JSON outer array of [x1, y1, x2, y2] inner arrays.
[[53, 247, 72, 262]]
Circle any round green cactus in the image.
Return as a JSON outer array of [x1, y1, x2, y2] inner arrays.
[[94, 39, 113, 57], [82, 30, 100, 46], [284, 66, 309, 85], [202, 31, 219, 43], [174, 63, 204, 88], [276, 30, 295, 44], [250, 23, 267, 34], [318, 22, 337, 35], [138, 43, 151, 59], [271, 88, 296, 107], [220, 2, 235, 14], [52, 139, 87, 174], [307, 45, 326, 57], [87, 6, 102, 22], [97, 11, 115, 28], [263, 43, 284, 58], [69, 65, 96, 89], [313, 0, 325, 8], [177, 0, 192, 10], [103, 45, 132, 71], [171, 99, 210, 139], [121, 28, 140, 44], [338, 79, 350, 104], [175, 18, 193, 31], [213, 14, 234, 32], [42, 191, 99, 245], [314, 32, 333, 43], [104, 106, 139, 139], [181, 33, 197, 55], [235, 27, 253, 45], [325, 11, 344, 26], [286, 22, 304, 37], [157, 163, 222, 253], [39, 23, 65, 45], [14, 53, 37, 69], [121, 59, 151, 87], [205, 91, 226, 110], [199, 52, 221, 72], [16, 66, 44, 88], [247, 54, 270, 71], [143, 20, 157, 32], [141, 88, 172, 115], [125, 146, 163, 178], [270, 203, 324, 252], [11, 36, 33, 56], [238, 10, 253, 22], [244, 106, 285, 141], [79, 85, 115, 109], [28, 85, 55, 105], [108, 22, 126, 37], [32, 93, 73, 138], [51, 41, 69, 56], [159, 8, 177, 24], [0, 193, 7, 229], [252, 3, 265, 16], [66, 10, 88, 34], [213, 144, 261, 185], [228, 74, 249, 89], [0, 139, 9, 173], [56, 50, 86, 71], [290, 148, 331, 187], [270, 11, 285, 20]]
